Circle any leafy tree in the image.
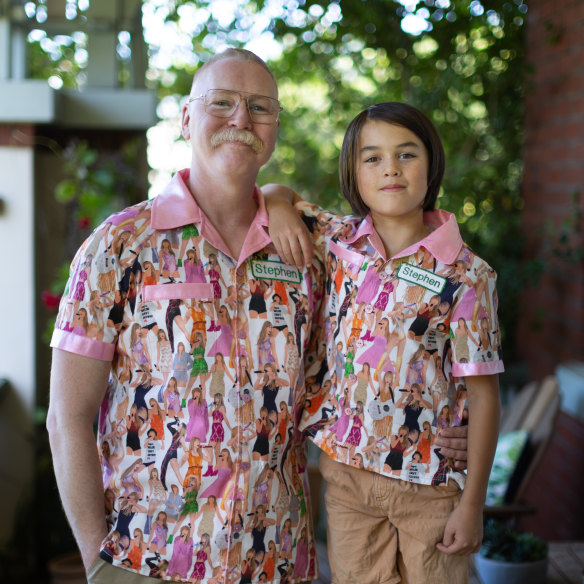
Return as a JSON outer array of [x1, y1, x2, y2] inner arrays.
[[159, 0, 527, 361], [27, 0, 528, 362]]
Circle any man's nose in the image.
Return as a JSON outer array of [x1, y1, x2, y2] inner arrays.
[[228, 98, 253, 128]]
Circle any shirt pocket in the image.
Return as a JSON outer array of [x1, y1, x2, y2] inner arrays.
[[138, 283, 216, 348], [142, 283, 214, 301]]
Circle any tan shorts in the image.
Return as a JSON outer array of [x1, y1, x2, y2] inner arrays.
[[320, 452, 469, 584]]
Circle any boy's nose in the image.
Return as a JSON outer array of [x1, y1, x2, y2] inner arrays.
[[384, 162, 401, 176]]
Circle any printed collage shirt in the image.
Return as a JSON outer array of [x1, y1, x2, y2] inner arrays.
[[51, 169, 325, 583], [295, 202, 505, 489]]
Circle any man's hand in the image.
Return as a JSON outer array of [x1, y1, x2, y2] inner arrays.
[[434, 425, 468, 470]]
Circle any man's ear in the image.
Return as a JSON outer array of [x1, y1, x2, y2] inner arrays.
[[181, 104, 191, 141]]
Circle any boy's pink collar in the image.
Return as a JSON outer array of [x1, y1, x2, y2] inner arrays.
[[341, 210, 463, 264]]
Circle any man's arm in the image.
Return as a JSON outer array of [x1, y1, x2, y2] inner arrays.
[[46, 349, 112, 571], [437, 374, 500, 555]]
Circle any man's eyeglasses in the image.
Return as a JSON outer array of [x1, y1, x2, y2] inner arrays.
[[187, 89, 283, 124]]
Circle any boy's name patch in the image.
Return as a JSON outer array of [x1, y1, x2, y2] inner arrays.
[[251, 260, 302, 284], [397, 263, 446, 294]]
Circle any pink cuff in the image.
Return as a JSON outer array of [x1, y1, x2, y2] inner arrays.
[[50, 328, 115, 362], [452, 360, 505, 377]]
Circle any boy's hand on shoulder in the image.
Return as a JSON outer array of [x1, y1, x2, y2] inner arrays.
[[262, 184, 313, 268], [436, 501, 483, 556]]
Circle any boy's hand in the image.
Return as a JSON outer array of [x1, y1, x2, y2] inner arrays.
[[434, 425, 468, 470], [262, 184, 313, 268], [270, 210, 313, 268], [436, 501, 483, 556]]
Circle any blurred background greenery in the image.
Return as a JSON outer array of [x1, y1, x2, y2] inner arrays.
[[27, 0, 529, 364]]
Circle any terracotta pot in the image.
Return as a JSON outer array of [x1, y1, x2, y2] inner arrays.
[[47, 552, 87, 584]]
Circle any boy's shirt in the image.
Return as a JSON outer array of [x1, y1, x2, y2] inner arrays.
[[296, 201, 504, 489]]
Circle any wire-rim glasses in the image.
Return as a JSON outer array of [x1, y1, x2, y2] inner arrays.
[[187, 88, 283, 124]]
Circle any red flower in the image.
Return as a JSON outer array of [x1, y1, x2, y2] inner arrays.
[[42, 290, 62, 311], [78, 215, 91, 229]]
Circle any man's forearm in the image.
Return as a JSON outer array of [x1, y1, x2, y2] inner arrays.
[[49, 422, 109, 571], [48, 349, 112, 572]]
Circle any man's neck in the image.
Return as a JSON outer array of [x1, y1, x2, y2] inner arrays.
[[186, 165, 259, 258]]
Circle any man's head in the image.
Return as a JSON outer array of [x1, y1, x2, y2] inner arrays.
[[182, 49, 281, 180], [191, 49, 278, 96]]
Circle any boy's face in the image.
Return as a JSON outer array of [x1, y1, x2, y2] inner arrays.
[[356, 121, 429, 225]]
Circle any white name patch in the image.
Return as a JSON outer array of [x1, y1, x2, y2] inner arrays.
[[397, 263, 446, 294], [251, 260, 302, 284]]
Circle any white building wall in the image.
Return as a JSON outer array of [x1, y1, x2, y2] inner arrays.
[[0, 145, 35, 546]]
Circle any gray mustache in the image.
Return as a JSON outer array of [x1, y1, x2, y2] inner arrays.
[[210, 128, 263, 153]]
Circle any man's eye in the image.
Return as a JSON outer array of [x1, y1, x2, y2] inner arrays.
[[211, 99, 234, 108], [249, 101, 270, 113]]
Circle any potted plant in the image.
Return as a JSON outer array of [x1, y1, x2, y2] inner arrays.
[[475, 519, 548, 584]]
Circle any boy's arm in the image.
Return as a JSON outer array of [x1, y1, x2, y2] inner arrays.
[[436, 374, 500, 556], [261, 184, 313, 268]]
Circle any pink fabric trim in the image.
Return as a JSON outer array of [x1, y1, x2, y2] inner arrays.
[[151, 169, 201, 229], [142, 283, 215, 301], [341, 210, 463, 265], [151, 170, 272, 265], [329, 239, 366, 268], [394, 210, 463, 264], [238, 186, 272, 267], [50, 328, 115, 362], [452, 360, 505, 377], [342, 214, 375, 245]]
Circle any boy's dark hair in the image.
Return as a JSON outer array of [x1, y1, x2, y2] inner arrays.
[[339, 102, 445, 216]]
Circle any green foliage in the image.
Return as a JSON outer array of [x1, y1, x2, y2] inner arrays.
[[27, 0, 530, 362], [480, 518, 548, 563], [57, 138, 146, 227], [41, 138, 147, 342], [26, 32, 86, 89]]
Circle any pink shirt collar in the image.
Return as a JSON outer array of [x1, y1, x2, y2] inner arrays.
[[342, 209, 463, 265], [151, 168, 271, 264]]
